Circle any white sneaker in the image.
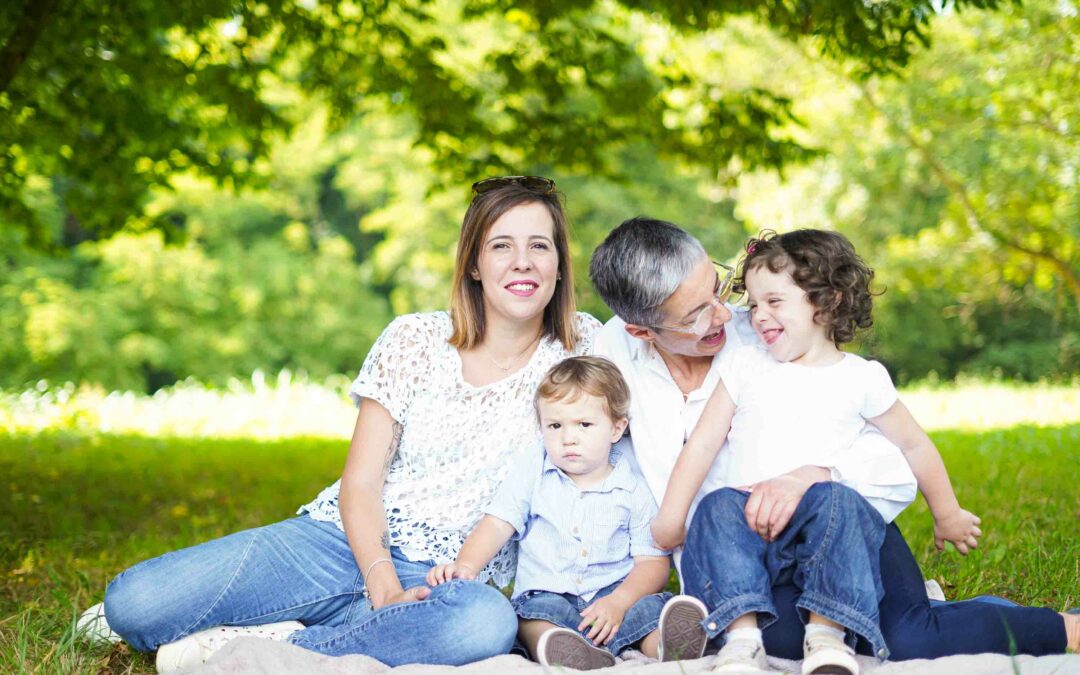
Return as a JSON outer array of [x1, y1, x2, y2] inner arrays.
[[76, 602, 123, 645], [713, 636, 768, 672], [924, 579, 946, 602], [155, 620, 303, 673], [802, 630, 859, 675], [657, 595, 708, 662]]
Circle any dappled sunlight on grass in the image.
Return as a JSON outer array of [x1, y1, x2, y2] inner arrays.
[[3, 374, 1078, 439], [0, 371, 357, 440], [901, 378, 1080, 431]]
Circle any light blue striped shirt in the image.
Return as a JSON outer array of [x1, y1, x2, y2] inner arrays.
[[486, 446, 668, 601]]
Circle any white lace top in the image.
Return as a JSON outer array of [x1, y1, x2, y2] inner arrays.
[[299, 310, 601, 587]]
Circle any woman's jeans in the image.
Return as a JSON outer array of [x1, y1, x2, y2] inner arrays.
[[684, 485, 1068, 660], [103, 516, 517, 666], [512, 581, 672, 655], [682, 483, 889, 658]]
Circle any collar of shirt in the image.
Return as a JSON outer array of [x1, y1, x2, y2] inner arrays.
[[624, 325, 728, 405], [541, 448, 637, 494]]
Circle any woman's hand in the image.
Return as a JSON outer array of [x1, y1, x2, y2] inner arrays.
[[425, 562, 477, 586], [744, 465, 830, 541], [578, 594, 630, 645], [933, 508, 982, 555], [370, 585, 431, 611], [650, 511, 687, 550]]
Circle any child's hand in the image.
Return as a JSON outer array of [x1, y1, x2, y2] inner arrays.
[[650, 512, 686, 550], [424, 562, 477, 586], [577, 595, 630, 646], [933, 508, 982, 555]]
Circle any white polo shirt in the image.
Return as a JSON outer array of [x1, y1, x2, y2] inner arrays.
[[592, 307, 917, 529]]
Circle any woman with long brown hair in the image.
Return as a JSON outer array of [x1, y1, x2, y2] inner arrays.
[[93, 176, 601, 671]]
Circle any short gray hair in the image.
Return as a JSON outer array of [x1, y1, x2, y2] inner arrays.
[[589, 216, 707, 326]]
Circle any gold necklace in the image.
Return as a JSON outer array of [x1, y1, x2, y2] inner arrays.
[[482, 335, 541, 372]]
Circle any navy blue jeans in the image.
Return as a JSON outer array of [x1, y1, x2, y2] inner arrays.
[[682, 483, 889, 657], [512, 581, 672, 655], [763, 523, 1067, 659], [684, 488, 1068, 660]]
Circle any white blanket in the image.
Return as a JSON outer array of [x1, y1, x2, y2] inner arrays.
[[189, 638, 1079, 674]]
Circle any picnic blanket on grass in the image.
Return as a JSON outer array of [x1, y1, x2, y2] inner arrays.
[[189, 637, 1080, 674]]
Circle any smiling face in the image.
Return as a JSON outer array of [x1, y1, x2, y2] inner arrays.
[[648, 257, 734, 358], [744, 264, 838, 366], [538, 392, 628, 485], [473, 201, 559, 328]]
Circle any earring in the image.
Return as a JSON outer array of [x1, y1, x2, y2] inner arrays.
[[471, 268, 480, 280], [557, 271, 562, 280]]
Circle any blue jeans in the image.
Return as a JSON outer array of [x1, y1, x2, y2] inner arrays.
[[104, 516, 517, 665], [685, 492, 1068, 659], [761, 523, 1068, 658], [512, 581, 672, 655], [682, 483, 888, 658]]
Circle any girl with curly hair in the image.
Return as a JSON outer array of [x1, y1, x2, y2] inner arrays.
[[651, 229, 981, 675]]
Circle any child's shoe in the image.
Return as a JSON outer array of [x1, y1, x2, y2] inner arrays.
[[657, 595, 708, 662], [801, 630, 859, 675], [155, 620, 304, 673], [536, 627, 616, 670], [713, 635, 768, 672], [76, 602, 123, 644]]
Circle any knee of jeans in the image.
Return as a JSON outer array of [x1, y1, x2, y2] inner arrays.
[[444, 582, 517, 660], [689, 488, 746, 537], [801, 480, 846, 511], [104, 568, 168, 652], [813, 481, 868, 514]]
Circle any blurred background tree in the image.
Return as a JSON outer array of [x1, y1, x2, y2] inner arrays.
[[2, 0, 1076, 392]]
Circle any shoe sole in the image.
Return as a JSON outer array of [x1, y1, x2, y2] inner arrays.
[[538, 628, 616, 670], [802, 645, 859, 675], [658, 596, 708, 662]]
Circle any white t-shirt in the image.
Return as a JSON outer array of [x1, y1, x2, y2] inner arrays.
[[592, 307, 917, 528], [299, 310, 601, 587], [721, 344, 900, 488]]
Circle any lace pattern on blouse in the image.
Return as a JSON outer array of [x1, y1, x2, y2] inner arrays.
[[299, 311, 600, 587]]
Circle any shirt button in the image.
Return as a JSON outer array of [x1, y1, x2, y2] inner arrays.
[[576, 577, 583, 584], [580, 549, 588, 557], [707, 622, 718, 631], [572, 526, 579, 534], [877, 649, 886, 658]]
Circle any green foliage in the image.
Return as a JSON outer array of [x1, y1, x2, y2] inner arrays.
[[0, 224, 390, 392], [1, 0, 999, 248], [731, 0, 1079, 382], [1, 0, 1077, 388]]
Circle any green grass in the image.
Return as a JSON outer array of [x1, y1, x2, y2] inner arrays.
[[2, 425, 1078, 673]]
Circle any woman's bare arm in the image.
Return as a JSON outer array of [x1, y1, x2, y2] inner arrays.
[[338, 398, 428, 608]]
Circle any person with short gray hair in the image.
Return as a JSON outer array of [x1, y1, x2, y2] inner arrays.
[[588, 216, 707, 328], [589, 217, 1073, 667]]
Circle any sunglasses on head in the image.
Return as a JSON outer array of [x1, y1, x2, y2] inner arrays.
[[471, 175, 556, 195]]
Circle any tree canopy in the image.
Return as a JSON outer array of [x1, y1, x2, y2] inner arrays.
[[1, 0, 1001, 249]]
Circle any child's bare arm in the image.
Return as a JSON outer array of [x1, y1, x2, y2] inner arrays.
[[652, 381, 736, 548], [870, 400, 982, 554], [426, 515, 516, 585], [578, 556, 670, 645]]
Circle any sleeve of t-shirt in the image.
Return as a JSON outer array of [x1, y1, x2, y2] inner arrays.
[[716, 345, 756, 406], [861, 360, 899, 419], [484, 446, 543, 539], [627, 477, 669, 558], [348, 314, 430, 423]]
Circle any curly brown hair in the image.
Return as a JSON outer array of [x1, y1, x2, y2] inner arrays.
[[737, 229, 877, 345]]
